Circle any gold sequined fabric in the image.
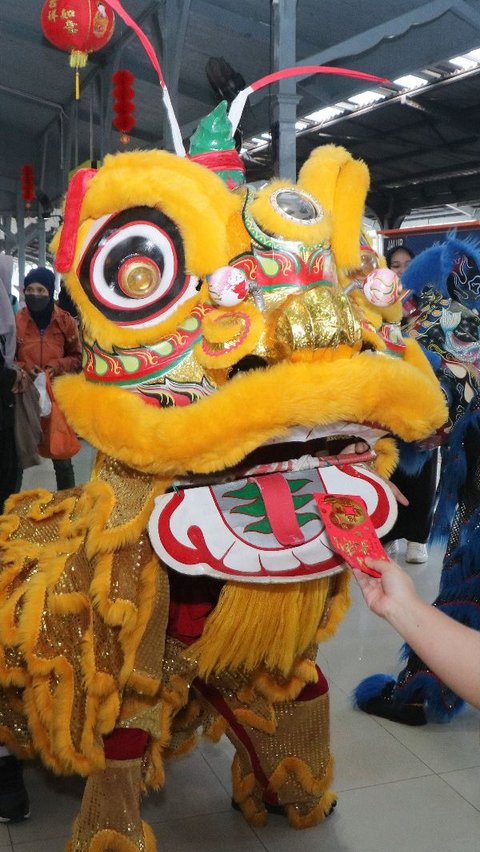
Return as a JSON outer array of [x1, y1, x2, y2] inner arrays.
[[194, 672, 331, 799], [0, 456, 170, 775], [69, 759, 150, 851], [272, 286, 361, 355]]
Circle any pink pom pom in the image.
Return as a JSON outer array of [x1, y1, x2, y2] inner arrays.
[[207, 266, 249, 307], [363, 268, 402, 307]]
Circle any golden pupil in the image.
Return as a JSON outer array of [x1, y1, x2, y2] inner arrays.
[[120, 261, 160, 298]]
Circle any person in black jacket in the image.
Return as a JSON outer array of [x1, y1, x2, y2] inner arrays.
[[384, 245, 438, 564], [0, 351, 19, 514], [0, 264, 24, 513], [0, 273, 31, 822]]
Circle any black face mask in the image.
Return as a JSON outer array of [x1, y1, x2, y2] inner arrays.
[[25, 293, 50, 313]]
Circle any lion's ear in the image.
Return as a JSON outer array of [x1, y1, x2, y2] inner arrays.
[[298, 145, 370, 273], [297, 144, 352, 212]]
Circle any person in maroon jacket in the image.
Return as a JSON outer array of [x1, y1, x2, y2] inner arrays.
[[16, 267, 82, 490]]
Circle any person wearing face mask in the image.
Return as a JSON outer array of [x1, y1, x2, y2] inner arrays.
[[15, 267, 82, 490]]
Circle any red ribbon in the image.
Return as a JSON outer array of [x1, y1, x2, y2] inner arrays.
[[188, 149, 245, 173]]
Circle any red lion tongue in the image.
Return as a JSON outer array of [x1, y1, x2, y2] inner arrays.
[[252, 473, 307, 546]]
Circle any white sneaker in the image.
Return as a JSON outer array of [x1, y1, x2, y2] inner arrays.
[[384, 540, 399, 558], [406, 542, 428, 563]]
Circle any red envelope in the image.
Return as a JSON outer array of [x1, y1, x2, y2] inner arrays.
[[314, 493, 386, 577]]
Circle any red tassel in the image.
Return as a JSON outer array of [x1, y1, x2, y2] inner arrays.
[[21, 165, 35, 209], [112, 69, 135, 142]]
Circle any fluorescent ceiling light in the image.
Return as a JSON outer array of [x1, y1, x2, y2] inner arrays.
[[348, 90, 385, 106], [305, 106, 342, 122], [295, 120, 309, 130], [466, 48, 480, 61], [261, 132, 272, 139], [393, 74, 428, 89], [251, 137, 268, 145], [449, 54, 478, 70]]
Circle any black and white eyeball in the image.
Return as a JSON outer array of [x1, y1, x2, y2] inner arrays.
[[77, 206, 198, 327]]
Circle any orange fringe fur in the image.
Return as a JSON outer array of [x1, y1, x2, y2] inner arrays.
[[185, 576, 334, 679], [0, 477, 168, 777], [55, 343, 447, 477]]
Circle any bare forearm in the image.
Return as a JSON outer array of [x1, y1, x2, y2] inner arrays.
[[385, 595, 480, 710]]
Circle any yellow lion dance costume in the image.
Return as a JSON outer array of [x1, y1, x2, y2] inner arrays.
[[0, 100, 445, 849]]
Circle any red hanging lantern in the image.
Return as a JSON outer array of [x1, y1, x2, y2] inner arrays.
[[21, 165, 35, 210], [41, 1, 115, 99], [112, 69, 135, 144]]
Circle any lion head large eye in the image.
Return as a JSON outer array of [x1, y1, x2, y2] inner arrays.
[[77, 206, 199, 328], [270, 189, 323, 223]]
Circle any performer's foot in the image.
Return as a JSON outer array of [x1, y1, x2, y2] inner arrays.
[[232, 796, 337, 818], [0, 755, 30, 822], [354, 677, 427, 726], [406, 542, 428, 563], [232, 797, 283, 816]]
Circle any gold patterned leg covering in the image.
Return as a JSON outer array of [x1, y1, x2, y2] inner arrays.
[[195, 675, 336, 830], [67, 759, 156, 851]]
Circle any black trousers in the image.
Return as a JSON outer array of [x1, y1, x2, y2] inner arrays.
[[52, 457, 75, 490], [0, 421, 18, 514], [17, 457, 75, 494], [385, 450, 438, 544]]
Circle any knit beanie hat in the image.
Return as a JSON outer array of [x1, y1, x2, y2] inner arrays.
[[24, 267, 55, 298]]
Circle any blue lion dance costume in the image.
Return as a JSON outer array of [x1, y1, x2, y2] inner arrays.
[[355, 232, 480, 724]]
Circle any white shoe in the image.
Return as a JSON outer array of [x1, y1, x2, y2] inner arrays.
[[406, 542, 428, 563], [384, 540, 399, 558]]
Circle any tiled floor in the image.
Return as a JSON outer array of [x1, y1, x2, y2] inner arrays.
[[5, 449, 480, 850]]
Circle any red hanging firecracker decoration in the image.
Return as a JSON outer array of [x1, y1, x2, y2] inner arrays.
[[41, 1, 115, 99], [21, 165, 35, 210], [112, 69, 135, 144]]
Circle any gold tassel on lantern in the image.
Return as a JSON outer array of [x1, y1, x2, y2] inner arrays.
[[70, 50, 89, 100]]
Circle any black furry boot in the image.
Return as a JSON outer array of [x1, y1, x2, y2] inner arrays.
[[353, 674, 427, 726]]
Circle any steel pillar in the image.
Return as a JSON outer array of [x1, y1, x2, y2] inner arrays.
[[16, 193, 26, 284], [37, 217, 46, 266], [271, 0, 299, 181]]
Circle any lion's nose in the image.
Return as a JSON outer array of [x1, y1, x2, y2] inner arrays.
[[269, 286, 361, 356]]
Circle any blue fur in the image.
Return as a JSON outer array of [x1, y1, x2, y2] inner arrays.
[[431, 406, 480, 547], [352, 673, 394, 707], [353, 245, 480, 725], [402, 243, 444, 295], [422, 348, 442, 371], [402, 230, 480, 310], [396, 440, 432, 477], [393, 670, 464, 722]]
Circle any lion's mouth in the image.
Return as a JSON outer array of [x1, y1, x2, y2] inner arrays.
[[150, 419, 397, 584], [172, 421, 388, 489]]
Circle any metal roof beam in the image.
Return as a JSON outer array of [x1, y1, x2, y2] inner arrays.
[[296, 1, 469, 71], [379, 162, 480, 189], [400, 95, 480, 138], [0, 177, 17, 195], [369, 135, 478, 170], [193, 0, 270, 42], [452, 0, 480, 28]]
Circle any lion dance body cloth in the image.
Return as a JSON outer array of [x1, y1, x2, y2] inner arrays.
[[0, 103, 446, 849]]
